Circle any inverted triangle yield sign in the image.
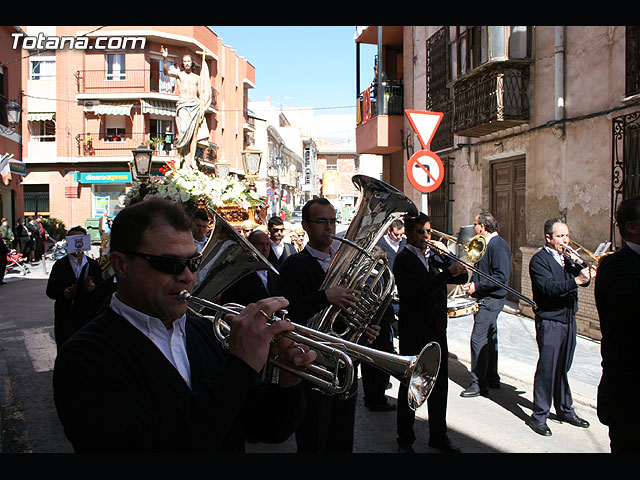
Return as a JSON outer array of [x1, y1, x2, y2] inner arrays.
[[405, 110, 443, 149]]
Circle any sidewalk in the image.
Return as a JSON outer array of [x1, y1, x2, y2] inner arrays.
[[446, 303, 602, 409]]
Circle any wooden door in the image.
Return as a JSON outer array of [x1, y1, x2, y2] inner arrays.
[[491, 157, 526, 299]]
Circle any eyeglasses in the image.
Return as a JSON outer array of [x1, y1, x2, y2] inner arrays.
[[307, 218, 337, 225], [415, 228, 432, 235], [122, 251, 202, 275], [271, 227, 284, 232]]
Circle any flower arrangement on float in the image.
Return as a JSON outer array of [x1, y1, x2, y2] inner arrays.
[[124, 160, 263, 214]]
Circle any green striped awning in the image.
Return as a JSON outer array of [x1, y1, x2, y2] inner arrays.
[[141, 99, 176, 117], [25, 112, 55, 121], [93, 103, 134, 116]]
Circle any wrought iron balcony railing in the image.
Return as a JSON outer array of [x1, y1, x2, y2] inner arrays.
[[452, 62, 530, 137], [75, 69, 218, 110], [76, 132, 177, 158], [357, 80, 404, 125]]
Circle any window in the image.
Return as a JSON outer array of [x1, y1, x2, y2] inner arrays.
[[30, 57, 56, 80], [326, 156, 338, 171], [23, 184, 50, 216], [106, 53, 125, 80], [626, 26, 640, 97], [29, 119, 56, 142], [104, 115, 126, 141], [449, 26, 531, 81]]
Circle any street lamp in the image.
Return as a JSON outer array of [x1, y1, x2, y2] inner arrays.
[[130, 143, 153, 182], [242, 145, 262, 184], [215, 162, 230, 178], [1, 99, 21, 134]]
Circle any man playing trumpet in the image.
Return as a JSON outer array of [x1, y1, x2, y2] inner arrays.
[[53, 198, 316, 452]]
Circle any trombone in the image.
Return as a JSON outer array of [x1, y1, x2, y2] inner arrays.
[[179, 290, 441, 411], [424, 239, 538, 310], [430, 228, 487, 264]]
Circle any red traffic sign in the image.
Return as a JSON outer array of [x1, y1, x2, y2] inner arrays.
[[406, 150, 445, 193], [405, 110, 445, 193], [266, 188, 275, 197]]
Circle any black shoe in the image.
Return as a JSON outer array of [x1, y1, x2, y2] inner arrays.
[[527, 418, 552, 436], [488, 381, 501, 389], [557, 414, 590, 428], [428, 437, 461, 453], [398, 445, 415, 454], [460, 384, 488, 398], [367, 401, 396, 412]]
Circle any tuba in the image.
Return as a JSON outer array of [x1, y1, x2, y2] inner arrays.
[[181, 201, 440, 411], [189, 208, 278, 305], [306, 175, 419, 343]]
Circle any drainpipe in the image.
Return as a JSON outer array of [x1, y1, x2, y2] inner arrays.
[[554, 26, 566, 138]]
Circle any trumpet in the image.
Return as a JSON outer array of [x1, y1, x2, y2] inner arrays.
[[178, 290, 441, 411], [430, 228, 487, 264], [424, 239, 538, 309]]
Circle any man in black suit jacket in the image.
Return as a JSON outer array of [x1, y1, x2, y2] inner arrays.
[[267, 216, 296, 267], [527, 218, 592, 437], [275, 197, 377, 453], [220, 230, 277, 305], [53, 198, 315, 453], [394, 213, 467, 453], [461, 212, 512, 398], [46, 226, 104, 349], [361, 219, 407, 411], [596, 195, 640, 452]]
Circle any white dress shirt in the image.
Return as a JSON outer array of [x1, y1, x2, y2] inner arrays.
[[406, 244, 431, 271], [68, 254, 88, 278], [110, 293, 192, 389], [306, 244, 336, 273]]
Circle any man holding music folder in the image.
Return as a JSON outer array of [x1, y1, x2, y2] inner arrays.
[[46, 225, 103, 349]]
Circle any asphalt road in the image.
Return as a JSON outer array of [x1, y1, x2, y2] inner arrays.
[[1, 258, 612, 455]]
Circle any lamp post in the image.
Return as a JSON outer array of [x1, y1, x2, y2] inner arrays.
[[130, 143, 153, 197], [1, 99, 21, 134], [130, 143, 153, 181], [214, 162, 230, 178], [242, 145, 262, 191]]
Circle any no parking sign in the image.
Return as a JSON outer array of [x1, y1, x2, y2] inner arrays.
[[405, 110, 445, 193]]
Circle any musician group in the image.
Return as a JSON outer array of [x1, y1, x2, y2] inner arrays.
[[50, 183, 640, 454]]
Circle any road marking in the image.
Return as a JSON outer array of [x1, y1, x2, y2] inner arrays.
[[5, 328, 57, 373]]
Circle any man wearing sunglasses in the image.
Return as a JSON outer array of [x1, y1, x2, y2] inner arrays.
[[275, 197, 378, 453], [267, 215, 296, 267], [53, 198, 315, 452], [393, 213, 468, 453]]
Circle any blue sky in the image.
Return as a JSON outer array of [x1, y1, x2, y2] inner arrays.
[[209, 26, 377, 142]]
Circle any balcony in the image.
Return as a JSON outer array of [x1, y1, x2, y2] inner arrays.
[[76, 69, 176, 95], [452, 61, 530, 137], [75, 69, 218, 110], [76, 132, 177, 158], [356, 80, 404, 155]]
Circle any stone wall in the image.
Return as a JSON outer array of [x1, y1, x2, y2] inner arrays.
[[519, 246, 602, 341]]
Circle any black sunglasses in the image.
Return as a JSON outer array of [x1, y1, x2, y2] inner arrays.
[[415, 228, 432, 235], [122, 251, 202, 274]]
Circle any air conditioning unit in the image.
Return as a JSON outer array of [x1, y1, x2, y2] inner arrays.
[[83, 101, 100, 113]]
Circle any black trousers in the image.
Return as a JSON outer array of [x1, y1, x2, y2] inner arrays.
[[531, 317, 577, 422], [396, 337, 449, 446], [469, 298, 504, 389], [295, 381, 358, 453], [608, 419, 640, 453], [361, 317, 395, 406]]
